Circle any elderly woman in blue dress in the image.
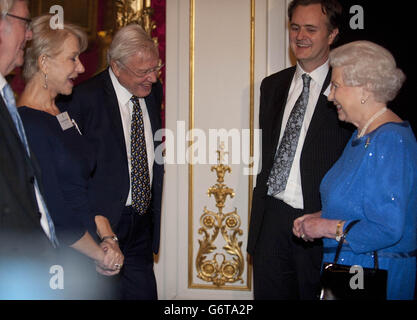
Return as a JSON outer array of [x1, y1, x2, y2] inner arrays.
[[293, 40, 417, 300]]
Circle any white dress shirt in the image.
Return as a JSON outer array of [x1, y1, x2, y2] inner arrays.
[[0, 74, 52, 239], [109, 68, 155, 206], [274, 60, 330, 209]]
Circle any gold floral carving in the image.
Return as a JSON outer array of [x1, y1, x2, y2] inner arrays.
[[196, 143, 245, 287], [115, 0, 156, 35], [97, 0, 157, 72]]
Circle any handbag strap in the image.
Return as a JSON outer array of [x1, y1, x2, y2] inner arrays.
[[333, 219, 379, 269], [333, 220, 359, 264]]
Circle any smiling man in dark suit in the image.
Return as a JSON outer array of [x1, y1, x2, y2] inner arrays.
[[247, 0, 352, 300], [63, 24, 164, 300]]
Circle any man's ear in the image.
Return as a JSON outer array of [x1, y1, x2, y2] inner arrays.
[[328, 28, 339, 46], [110, 60, 120, 77]]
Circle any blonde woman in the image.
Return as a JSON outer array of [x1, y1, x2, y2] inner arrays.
[[18, 15, 123, 298]]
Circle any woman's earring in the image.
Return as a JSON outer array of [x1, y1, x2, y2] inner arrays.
[[361, 96, 369, 104], [43, 73, 48, 89]]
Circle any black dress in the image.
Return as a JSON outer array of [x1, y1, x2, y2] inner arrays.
[[19, 106, 103, 299]]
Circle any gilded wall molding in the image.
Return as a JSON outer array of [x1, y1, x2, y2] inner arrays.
[[195, 143, 244, 287], [188, 0, 255, 290], [96, 0, 159, 75]]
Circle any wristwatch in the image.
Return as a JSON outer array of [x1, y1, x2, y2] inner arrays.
[[101, 235, 119, 242]]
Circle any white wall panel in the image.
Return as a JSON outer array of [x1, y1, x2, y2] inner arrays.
[[158, 0, 289, 300]]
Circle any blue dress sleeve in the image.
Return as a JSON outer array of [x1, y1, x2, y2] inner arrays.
[[345, 130, 411, 253]]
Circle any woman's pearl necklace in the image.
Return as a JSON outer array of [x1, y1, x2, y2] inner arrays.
[[357, 107, 388, 138]]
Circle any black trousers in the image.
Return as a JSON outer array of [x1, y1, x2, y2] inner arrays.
[[101, 206, 157, 300], [253, 196, 322, 300]]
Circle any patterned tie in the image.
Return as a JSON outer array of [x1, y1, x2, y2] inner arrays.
[[267, 73, 312, 196], [130, 96, 151, 215], [2, 84, 59, 248]]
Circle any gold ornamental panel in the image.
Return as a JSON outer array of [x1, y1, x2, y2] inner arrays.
[[96, 0, 159, 74], [195, 144, 245, 287], [188, 0, 255, 290]]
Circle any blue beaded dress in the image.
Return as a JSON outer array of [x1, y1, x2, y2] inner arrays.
[[320, 122, 417, 300]]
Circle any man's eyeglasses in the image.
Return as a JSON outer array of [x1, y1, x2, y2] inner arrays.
[[119, 61, 164, 78], [6, 13, 32, 30]]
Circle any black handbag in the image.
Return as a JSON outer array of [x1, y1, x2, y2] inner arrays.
[[320, 220, 388, 300]]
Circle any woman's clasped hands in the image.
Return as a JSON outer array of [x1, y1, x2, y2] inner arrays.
[[292, 211, 323, 242], [95, 238, 125, 276]]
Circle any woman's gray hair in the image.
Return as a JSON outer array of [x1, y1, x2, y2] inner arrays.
[[23, 14, 88, 81], [329, 40, 405, 103], [107, 24, 158, 65]]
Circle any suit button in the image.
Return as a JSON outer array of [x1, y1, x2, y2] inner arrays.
[[3, 206, 11, 214], [29, 176, 35, 184]]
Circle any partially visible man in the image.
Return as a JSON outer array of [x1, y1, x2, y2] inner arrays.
[[247, 0, 352, 300], [61, 24, 164, 300], [0, 0, 58, 298]]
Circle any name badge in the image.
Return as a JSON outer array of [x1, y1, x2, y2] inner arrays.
[[56, 112, 74, 131]]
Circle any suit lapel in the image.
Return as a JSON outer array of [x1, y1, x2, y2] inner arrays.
[[145, 89, 161, 139], [102, 70, 128, 156], [0, 97, 42, 221], [0, 96, 36, 167], [270, 68, 296, 156], [0, 95, 23, 143]]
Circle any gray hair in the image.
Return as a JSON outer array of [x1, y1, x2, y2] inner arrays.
[[329, 40, 405, 103], [0, 0, 27, 17], [23, 14, 88, 81], [107, 24, 158, 65]]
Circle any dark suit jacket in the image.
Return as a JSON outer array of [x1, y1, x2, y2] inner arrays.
[[61, 69, 164, 254], [0, 96, 52, 257], [247, 66, 353, 255]]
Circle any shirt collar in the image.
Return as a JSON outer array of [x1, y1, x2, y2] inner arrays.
[[108, 67, 134, 106], [0, 73, 8, 95], [295, 59, 329, 88]]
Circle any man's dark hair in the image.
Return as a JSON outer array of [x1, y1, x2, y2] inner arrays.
[[288, 0, 342, 33]]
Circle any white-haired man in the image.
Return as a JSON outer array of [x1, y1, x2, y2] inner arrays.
[[61, 24, 164, 300]]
